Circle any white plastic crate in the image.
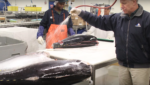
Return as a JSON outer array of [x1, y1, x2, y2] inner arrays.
[[0, 37, 27, 61]]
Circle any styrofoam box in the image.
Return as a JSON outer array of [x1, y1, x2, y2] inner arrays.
[[0, 37, 27, 61]]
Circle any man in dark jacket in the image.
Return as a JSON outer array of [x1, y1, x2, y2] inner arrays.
[[37, 0, 75, 45], [71, 0, 150, 85], [104, 5, 111, 15]]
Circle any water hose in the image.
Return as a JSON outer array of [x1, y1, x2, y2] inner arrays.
[[75, 0, 117, 42], [68, 0, 117, 17], [75, 0, 117, 9]]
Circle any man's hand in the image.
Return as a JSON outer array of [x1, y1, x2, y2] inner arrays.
[[37, 36, 44, 45], [70, 8, 82, 15]]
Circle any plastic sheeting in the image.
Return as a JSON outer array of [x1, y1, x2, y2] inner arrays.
[[0, 27, 40, 53]]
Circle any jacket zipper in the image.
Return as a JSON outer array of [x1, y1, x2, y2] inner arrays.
[[142, 45, 148, 58], [126, 20, 131, 67]]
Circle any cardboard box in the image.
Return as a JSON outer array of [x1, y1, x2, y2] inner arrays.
[[75, 16, 79, 20], [77, 19, 85, 25], [0, 17, 5, 21], [71, 15, 89, 26], [72, 19, 78, 25], [78, 16, 83, 20], [78, 21, 89, 25], [71, 15, 75, 20], [71, 14, 79, 20]]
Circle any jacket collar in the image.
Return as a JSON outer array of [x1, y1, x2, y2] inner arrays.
[[120, 4, 143, 18]]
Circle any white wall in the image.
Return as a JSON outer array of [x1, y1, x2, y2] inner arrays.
[[71, 0, 150, 14], [8, 0, 49, 11], [7, 0, 150, 13], [72, 0, 110, 15], [138, 0, 150, 12]]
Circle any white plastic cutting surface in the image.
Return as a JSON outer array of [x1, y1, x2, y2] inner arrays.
[[42, 41, 116, 65]]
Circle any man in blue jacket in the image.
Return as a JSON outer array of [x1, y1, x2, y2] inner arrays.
[[71, 0, 150, 85], [37, 0, 75, 46]]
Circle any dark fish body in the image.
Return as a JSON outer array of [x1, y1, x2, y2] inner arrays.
[[53, 34, 98, 49], [0, 52, 91, 85]]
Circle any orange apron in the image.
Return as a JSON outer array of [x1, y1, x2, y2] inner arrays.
[[97, 8, 101, 16], [46, 10, 68, 49]]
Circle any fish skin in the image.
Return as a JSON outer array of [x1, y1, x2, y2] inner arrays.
[[0, 52, 53, 72], [53, 34, 98, 49], [0, 53, 91, 85]]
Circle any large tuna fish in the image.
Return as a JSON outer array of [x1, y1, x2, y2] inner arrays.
[[53, 34, 98, 49], [0, 52, 91, 85]]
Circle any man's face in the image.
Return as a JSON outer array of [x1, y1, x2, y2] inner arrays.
[[104, 8, 110, 15], [120, 0, 136, 15], [56, 2, 65, 10]]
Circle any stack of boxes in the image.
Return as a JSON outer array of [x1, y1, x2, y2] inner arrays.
[[71, 14, 88, 26], [0, 17, 5, 21], [7, 6, 42, 12], [7, 6, 18, 11], [24, 7, 42, 12]]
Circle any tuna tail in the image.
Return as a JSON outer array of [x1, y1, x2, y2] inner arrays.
[[52, 43, 61, 49]]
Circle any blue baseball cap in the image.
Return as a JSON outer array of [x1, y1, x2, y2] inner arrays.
[[56, 0, 66, 2], [105, 5, 111, 10]]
